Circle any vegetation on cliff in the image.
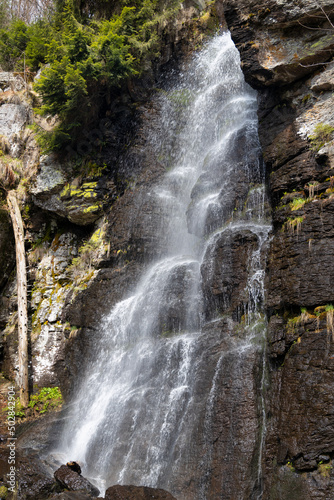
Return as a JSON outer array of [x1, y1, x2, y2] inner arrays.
[[0, 0, 182, 151]]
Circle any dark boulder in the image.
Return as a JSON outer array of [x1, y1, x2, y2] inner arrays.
[[54, 465, 100, 497], [47, 493, 98, 500], [105, 485, 177, 500]]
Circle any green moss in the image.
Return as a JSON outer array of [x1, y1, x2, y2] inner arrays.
[[32, 222, 52, 249], [0, 485, 8, 498], [318, 462, 332, 478], [82, 191, 97, 198], [82, 204, 101, 213], [3, 397, 25, 418], [60, 183, 71, 197], [302, 94, 311, 104], [82, 181, 98, 189]]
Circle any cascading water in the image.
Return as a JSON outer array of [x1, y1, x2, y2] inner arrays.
[[52, 33, 271, 499]]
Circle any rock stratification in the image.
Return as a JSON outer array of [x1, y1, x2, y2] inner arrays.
[[223, 0, 334, 497]]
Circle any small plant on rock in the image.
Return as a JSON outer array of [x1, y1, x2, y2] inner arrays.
[[309, 123, 334, 151], [308, 181, 319, 198], [285, 216, 304, 234], [290, 197, 306, 211], [28, 386, 63, 414]]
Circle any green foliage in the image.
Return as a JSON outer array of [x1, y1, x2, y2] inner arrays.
[[0, 20, 29, 70], [284, 216, 304, 234], [0, 0, 182, 151], [28, 386, 63, 414], [25, 20, 51, 71], [309, 123, 334, 151], [290, 197, 306, 211]]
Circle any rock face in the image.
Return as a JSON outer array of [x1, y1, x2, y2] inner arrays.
[[105, 485, 177, 500], [0, 102, 30, 156], [222, 0, 334, 498], [31, 155, 112, 225]]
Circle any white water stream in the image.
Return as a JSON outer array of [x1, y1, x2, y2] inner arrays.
[[52, 33, 271, 499]]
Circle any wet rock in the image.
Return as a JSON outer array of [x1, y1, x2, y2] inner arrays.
[[32, 157, 111, 225], [104, 485, 177, 500], [47, 493, 96, 500], [2, 450, 58, 500], [224, 0, 334, 88], [17, 410, 64, 452], [201, 228, 259, 319], [54, 465, 100, 497], [67, 462, 82, 475], [267, 201, 334, 309]]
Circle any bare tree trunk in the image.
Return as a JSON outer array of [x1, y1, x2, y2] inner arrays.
[[7, 190, 29, 407]]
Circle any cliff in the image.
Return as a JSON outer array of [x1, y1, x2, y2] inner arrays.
[[0, 0, 333, 499], [223, 0, 334, 497]]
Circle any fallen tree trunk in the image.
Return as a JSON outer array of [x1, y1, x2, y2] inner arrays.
[[7, 190, 29, 407]]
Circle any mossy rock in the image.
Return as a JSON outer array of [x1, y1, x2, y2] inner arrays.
[[0, 485, 8, 498]]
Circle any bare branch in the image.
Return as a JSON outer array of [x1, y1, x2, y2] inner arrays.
[[316, 1, 334, 30], [297, 20, 333, 31]]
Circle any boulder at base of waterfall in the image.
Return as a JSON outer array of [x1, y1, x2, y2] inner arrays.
[[54, 465, 100, 497], [47, 493, 98, 500], [104, 485, 177, 500]]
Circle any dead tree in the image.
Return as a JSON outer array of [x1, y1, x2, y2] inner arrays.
[[7, 190, 29, 407]]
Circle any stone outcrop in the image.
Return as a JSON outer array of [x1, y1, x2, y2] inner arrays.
[[31, 155, 114, 226]]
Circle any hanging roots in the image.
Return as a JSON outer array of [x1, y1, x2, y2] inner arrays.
[[326, 306, 334, 341]]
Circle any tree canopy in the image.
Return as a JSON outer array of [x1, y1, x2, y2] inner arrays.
[[0, 0, 181, 151]]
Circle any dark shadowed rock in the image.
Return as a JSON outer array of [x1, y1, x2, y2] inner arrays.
[[67, 461, 82, 475], [4, 450, 58, 499], [47, 493, 97, 500], [267, 201, 334, 310], [201, 228, 259, 319], [54, 465, 100, 497], [105, 485, 177, 500]]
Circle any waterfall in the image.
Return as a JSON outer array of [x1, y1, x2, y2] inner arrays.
[[52, 33, 271, 499]]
